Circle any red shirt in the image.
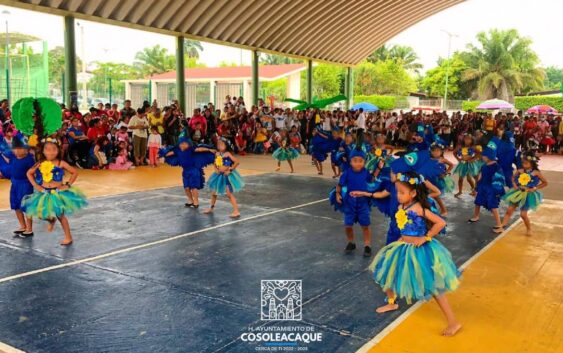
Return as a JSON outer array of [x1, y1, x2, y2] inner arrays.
[[87, 126, 106, 141], [189, 114, 207, 135]]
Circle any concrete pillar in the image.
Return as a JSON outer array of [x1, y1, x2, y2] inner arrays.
[[345, 66, 353, 109], [63, 16, 77, 106], [251, 50, 259, 106], [209, 80, 215, 105], [242, 80, 251, 107], [176, 36, 186, 114], [124, 82, 131, 101], [306, 59, 313, 104], [286, 72, 301, 107]]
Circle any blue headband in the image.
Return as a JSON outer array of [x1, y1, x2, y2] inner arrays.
[[396, 172, 425, 185], [350, 149, 366, 160]]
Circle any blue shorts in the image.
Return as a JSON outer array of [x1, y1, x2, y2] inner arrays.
[[344, 208, 371, 227]]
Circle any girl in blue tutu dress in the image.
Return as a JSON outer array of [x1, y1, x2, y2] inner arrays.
[[453, 134, 479, 198], [204, 138, 244, 219], [429, 141, 454, 216], [22, 137, 87, 245], [499, 152, 548, 236], [4, 133, 35, 237], [162, 136, 216, 208], [273, 129, 299, 173], [370, 171, 462, 336], [13, 97, 87, 246], [468, 141, 505, 230]]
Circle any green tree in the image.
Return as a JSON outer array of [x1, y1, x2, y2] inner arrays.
[[134, 45, 175, 76], [90, 62, 142, 100], [354, 60, 416, 96], [367, 44, 422, 73], [421, 53, 470, 99], [461, 29, 545, 100], [544, 66, 563, 90], [48, 46, 83, 88], [183, 39, 203, 59], [299, 63, 343, 100]]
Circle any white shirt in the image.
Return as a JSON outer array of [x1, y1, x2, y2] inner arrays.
[[356, 113, 366, 130], [148, 133, 162, 148], [274, 113, 286, 129]]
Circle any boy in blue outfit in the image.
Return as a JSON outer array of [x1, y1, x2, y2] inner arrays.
[[4, 133, 35, 237], [333, 147, 376, 257]]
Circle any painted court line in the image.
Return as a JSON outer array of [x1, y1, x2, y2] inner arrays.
[[355, 216, 525, 353], [0, 198, 328, 284]]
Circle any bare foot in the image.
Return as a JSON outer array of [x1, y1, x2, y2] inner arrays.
[[229, 212, 241, 219], [60, 239, 73, 246], [290, 170, 294, 173], [526, 229, 532, 236], [493, 227, 504, 234], [469, 190, 476, 196], [275, 167, 281, 172], [318, 172, 323, 175], [440, 211, 448, 217], [47, 219, 56, 232], [375, 303, 399, 313], [454, 192, 462, 198], [203, 208, 214, 214], [442, 322, 462, 336]]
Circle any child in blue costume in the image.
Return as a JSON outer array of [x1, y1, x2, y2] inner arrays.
[[329, 128, 343, 178], [162, 136, 216, 208], [204, 138, 244, 219], [468, 141, 505, 230], [406, 124, 430, 152], [369, 171, 462, 337], [330, 145, 378, 257], [14, 97, 87, 246], [0, 132, 12, 179], [365, 133, 393, 173], [499, 152, 547, 235], [311, 125, 332, 175], [491, 126, 517, 188], [365, 150, 443, 245], [453, 134, 479, 197], [429, 140, 454, 216], [273, 129, 299, 173], [4, 133, 35, 237]]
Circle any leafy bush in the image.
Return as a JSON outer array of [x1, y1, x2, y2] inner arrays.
[[353, 95, 396, 110], [514, 96, 563, 111], [461, 101, 481, 111]]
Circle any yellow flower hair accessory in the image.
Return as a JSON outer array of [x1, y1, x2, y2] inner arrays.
[[461, 147, 468, 156], [39, 161, 55, 183], [214, 156, 223, 168], [375, 148, 382, 157], [518, 173, 531, 187]]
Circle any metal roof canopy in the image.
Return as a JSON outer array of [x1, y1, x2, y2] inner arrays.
[[3, 0, 465, 66]]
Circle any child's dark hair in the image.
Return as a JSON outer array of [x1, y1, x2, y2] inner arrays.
[[522, 151, 539, 171], [430, 144, 444, 157], [397, 171, 432, 212]]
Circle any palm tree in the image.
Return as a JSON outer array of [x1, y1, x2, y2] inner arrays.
[[183, 39, 203, 59], [134, 45, 175, 76], [461, 29, 545, 100], [367, 45, 422, 73], [259, 53, 300, 65]]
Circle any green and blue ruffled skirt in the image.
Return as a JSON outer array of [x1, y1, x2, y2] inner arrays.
[[502, 189, 543, 211], [207, 170, 245, 195], [21, 187, 88, 219]]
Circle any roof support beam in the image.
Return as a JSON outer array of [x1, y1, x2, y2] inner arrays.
[[63, 15, 77, 107], [306, 60, 313, 104], [251, 50, 259, 106], [176, 36, 186, 115], [345, 67, 353, 109]]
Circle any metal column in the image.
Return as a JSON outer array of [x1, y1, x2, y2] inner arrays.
[[251, 50, 259, 106], [176, 36, 186, 114], [306, 59, 313, 104], [63, 16, 77, 106], [345, 66, 353, 109]]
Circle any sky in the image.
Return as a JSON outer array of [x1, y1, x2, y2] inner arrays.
[[0, 0, 561, 72]]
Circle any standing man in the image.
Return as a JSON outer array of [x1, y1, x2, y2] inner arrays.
[[129, 108, 149, 166]]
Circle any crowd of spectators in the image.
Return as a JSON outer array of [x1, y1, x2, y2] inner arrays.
[[0, 95, 561, 172]]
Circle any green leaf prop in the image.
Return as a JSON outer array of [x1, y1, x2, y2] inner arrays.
[[284, 94, 347, 111], [37, 98, 63, 135], [11, 97, 62, 136], [12, 97, 35, 136]]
